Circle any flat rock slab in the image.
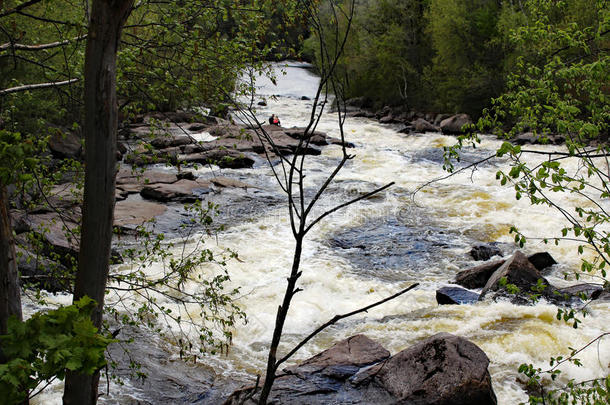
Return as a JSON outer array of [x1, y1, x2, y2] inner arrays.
[[117, 168, 178, 185], [140, 179, 212, 202], [210, 177, 256, 189], [114, 200, 168, 227]]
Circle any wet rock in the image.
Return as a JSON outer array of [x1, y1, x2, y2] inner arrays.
[[117, 168, 179, 185], [479, 251, 559, 303], [513, 132, 538, 145], [470, 243, 503, 261], [301, 96, 311, 100], [345, 97, 373, 110], [48, 129, 82, 159], [436, 286, 480, 305], [257, 100, 267, 106], [150, 134, 193, 149], [22, 211, 80, 267], [140, 179, 212, 202], [352, 333, 497, 405], [210, 177, 255, 189], [16, 246, 71, 292], [557, 283, 604, 300], [114, 200, 168, 228], [440, 114, 473, 134], [285, 334, 391, 378], [179, 150, 256, 169], [226, 334, 497, 405], [186, 123, 207, 132], [225, 335, 391, 405], [527, 252, 557, 271], [412, 118, 440, 133], [454, 259, 505, 289]]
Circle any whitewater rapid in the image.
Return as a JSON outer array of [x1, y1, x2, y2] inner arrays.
[[33, 62, 609, 404]]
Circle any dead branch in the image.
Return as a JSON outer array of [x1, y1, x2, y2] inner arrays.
[[276, 283, 419, 367], [0, 78, 78, 95]]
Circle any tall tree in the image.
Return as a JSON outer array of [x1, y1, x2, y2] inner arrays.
[[62, 1, 133, 404]]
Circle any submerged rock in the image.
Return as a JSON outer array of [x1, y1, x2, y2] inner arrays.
[[225, 333, 497, 405]]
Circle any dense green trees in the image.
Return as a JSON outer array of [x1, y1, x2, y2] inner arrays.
[[307, 0, 607, 120]]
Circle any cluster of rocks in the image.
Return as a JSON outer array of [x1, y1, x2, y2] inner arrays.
[[122, 113, 352, 169], [436, 246, 609, 306], [14, 112, 350, 292], [342, 97, 473, 135], [225, 333, 497, 405]]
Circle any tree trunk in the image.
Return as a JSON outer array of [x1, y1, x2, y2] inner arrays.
[[0, 185, 22, 337], [62, 1, 132, 404]]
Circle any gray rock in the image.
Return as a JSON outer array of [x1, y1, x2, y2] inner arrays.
[[48, 130, 82, 159], [470, 244, 503, 261], [140, 179, 212, 202], [225, 334, 496, 405], [528, 252, 557, 271], [454, 259, 505, 289], [353, 333, 497, 405], [412, 118, 440, 133], [479, 251, 559, 303], [436, 286, 480, 305], [440, 114, 473, 134]]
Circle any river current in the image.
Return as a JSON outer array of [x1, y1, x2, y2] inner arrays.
[[34, 62, 609, 404]]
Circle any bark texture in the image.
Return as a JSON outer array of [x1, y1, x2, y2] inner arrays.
[[0, 185, 22, 336], [62, 1, 133, 404]]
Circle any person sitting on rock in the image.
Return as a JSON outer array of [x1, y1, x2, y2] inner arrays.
[[269, 114, 280, 126]]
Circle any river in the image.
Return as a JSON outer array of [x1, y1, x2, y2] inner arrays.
[[35, 62, 609, 404]]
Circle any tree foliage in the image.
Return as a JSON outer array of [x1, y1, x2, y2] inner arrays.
[[0, 297, 113, 404]]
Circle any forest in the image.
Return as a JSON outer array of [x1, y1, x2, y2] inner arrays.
[[0, 0, 609, 404]]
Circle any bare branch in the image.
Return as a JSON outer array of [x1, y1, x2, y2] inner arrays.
[[0, 78, 78, 95], [276, 283, 419, 368], [0, 35, 87, 52], [0, 0, 43, 18]]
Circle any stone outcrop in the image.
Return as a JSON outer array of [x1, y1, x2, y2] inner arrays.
[[225, 333, 497, 405]]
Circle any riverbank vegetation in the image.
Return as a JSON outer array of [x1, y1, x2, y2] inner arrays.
[[305, 0, 608, 123]]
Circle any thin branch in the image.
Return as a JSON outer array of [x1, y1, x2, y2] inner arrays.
[[0, 35, 87, 52], [0, 78, 78, 95], [305, 181, 395, 234], [0, 0, 43, 18], [276, 283, 419, 367]]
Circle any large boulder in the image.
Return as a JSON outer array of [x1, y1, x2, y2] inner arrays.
[[412, 118, 440, 133], [454, 259, 505, 289], [48, 129, 82, 159], [225, 334, 496, 405], [440, 114, 473, 134], [479, 251, 558, 303], [353, 333, 497, 405]]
